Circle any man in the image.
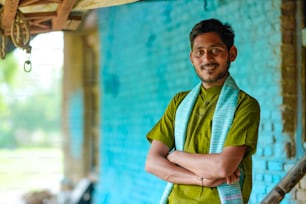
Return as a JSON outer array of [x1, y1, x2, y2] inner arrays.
[[145, 19, 260, 204]]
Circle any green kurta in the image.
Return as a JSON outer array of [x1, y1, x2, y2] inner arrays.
[[147, 85, 260, 204]]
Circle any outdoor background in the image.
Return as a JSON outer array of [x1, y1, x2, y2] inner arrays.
[[0, 32, 63, 203]]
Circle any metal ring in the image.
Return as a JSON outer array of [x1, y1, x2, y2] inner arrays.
[[24, 60, 32, 72]]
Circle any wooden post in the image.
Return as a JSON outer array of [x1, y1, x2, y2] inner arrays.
[[260, 155, 306, 204]]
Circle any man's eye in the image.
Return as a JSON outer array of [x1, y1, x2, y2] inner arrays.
[[211, 48, 221, 55], [195, 50, 204, 57]]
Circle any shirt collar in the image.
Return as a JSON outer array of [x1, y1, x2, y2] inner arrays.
[[200, 84, 222, 100]]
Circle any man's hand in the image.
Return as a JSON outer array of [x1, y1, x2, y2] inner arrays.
[[167, 150, 177, 163], [167, 150, 241, 187], [165, 146, 246, 181], [225, 168, 240, 184], [202, 178, 225, 187], [202, 168, 240, 187], [145, 140, 204, 186]]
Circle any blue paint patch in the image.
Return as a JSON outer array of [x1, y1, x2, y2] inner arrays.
[[68, 90, 83, 159]]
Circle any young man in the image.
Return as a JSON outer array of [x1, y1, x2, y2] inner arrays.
[[145, 19, 260, 204]]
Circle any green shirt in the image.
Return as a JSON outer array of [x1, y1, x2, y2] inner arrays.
[[147, 85, 260, 204]]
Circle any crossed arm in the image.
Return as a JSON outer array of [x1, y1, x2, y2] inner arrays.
[[145, 140, 246, 187]]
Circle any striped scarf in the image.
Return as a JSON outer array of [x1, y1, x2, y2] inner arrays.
[[159, 75, 243, 204]]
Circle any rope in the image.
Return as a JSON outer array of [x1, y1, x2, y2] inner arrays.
[[0, 8, 6, 59], [0, 8, 32, 71], [10, 10, 32, 72], [0, 29, 6, 59], [11, 9, 31, 53]]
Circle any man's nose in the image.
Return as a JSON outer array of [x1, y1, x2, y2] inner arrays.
[[202, 51, 214, 62]]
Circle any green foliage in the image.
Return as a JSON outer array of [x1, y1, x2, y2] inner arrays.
[[10, 88, 61, 132], [0, 50, 62, 148], [0, 52, 19, 84], [0, 52, 19, 115]]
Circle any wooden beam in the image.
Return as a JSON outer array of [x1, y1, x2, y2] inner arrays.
[[52, 0, 78, 30], [28, 27, 52, 34], [63, 15, 82, 31], [260, 155, 306, 204], [19, 0, 62, 7], [1, 0, 21, 32], [23, 11, 57, 19], [74, 0, 140, 10]]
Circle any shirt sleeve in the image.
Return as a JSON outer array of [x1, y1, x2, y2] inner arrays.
[[224, 92, 260, 155], [146, 92, 188, 149]]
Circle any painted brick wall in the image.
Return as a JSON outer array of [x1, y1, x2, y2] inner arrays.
[[94, 0, 298, 203]]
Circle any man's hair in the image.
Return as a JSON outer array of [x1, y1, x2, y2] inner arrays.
[[189, 18, 235, 50]]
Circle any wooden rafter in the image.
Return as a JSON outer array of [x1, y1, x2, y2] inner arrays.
[[0, 0, 139, 36], [52, 0, 78, 30], [19, 0, 62, 7], [24, 12, 56, 34], [1, 0, 20, 31], [0, 0, 82, 36], [0, 0, 137, 58]]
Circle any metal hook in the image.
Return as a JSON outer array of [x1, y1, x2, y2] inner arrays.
[[24, 59, 32, 72], [23, 45, 32, 72]]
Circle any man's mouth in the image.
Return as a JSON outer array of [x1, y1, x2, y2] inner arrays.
[[201, 63, 218, 70]]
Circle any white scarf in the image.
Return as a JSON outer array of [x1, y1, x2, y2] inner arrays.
[[159, 75, 243, 204]]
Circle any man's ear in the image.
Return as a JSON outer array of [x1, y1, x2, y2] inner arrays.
[[190, 51, 193, 64], [229, 46, 238, 62]]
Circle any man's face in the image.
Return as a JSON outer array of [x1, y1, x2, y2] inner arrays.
[[190, 32, 237, 89]]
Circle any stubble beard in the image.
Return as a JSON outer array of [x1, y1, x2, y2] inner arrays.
[[200, 59, 231, 85]]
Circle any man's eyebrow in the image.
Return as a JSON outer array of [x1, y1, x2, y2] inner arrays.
[[210, 43, 226, 47], [194, 43, 226, 49]]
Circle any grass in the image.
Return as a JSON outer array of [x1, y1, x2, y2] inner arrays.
[[0, 147, 63, 203]]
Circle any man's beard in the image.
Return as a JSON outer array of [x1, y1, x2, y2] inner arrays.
[[201, 58, 231, 83]]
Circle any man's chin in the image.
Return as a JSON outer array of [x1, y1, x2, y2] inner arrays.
[[201, 75, 228, 86], [204, 72, 229, 82], [202, 77, 218, 83]]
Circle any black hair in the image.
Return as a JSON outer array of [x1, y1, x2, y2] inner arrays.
[[189, 18, 235, 50]]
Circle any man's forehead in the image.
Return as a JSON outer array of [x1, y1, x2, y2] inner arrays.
[[193, 33, 226, 48], [193, 42, 226, 50]]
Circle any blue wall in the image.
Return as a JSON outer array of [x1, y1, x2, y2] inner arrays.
[[94, 0, 294, 203]]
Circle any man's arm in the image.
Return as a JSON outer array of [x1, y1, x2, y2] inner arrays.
[[145, 140, 226, 187], [145, 140, 202, 185], [167, 145, 246, 180]]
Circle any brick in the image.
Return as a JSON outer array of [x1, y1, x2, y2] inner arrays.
[[252, 183, 267, 194], [267, 160, 284, 171], [264, 174, 273, 183], [262, 121, 273, 132], [254, 159, 267, 170], [271, 110, 282, 121], [274, 143, 289, 158], [255, 173, 264, 182], [272, 174, 282, 183], [263, 146, 273, 156], [255, 146, 264, 156], [258, 131, 274, 144], [273, 122, 283, 133]]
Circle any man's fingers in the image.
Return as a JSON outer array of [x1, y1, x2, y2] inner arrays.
[[226, 176, 232, 184], [226, 173, 240, 184], [234, 168, 240, 177]]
